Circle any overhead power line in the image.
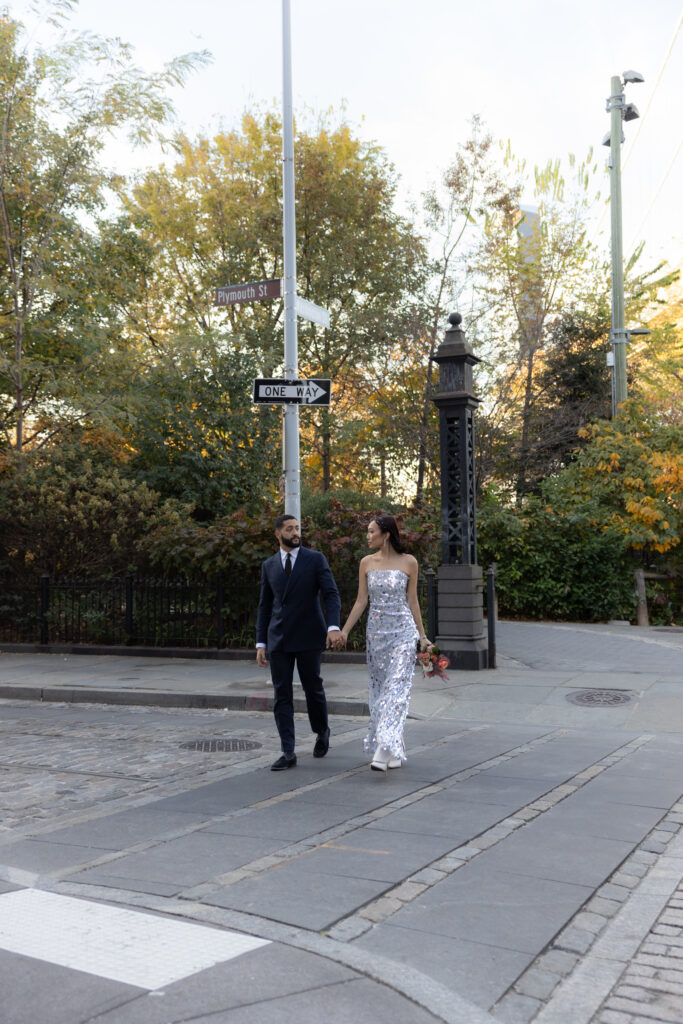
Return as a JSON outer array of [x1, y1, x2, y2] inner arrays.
[[591, 8, 683, 251], [626, 137, 683, 260], [622, 7, 683, 173]]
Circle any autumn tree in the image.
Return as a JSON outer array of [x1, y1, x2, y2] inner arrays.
[[548, 401, 683, 558], [472, 150, 604, 498], [412, 118, 521, 504], [124, 109, 425, 492], [630, 271, 683, 424], [0, 5, 208, 463], [513, 303, 613, 486]]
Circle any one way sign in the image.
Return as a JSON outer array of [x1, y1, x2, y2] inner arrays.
[[253, 378, 331, 406]]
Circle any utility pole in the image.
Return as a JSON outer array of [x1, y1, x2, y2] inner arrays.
[[604, 70, 644, 416], [281, 0, 300, 523]]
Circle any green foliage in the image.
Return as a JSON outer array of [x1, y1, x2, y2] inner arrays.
[[139, 495, 440, 600], [301, 488, 402, 528], [0, 450, 177, 577], [0, 8, 208, 458], [124, 337, 281, 519], [472, 149, 605, 497], [478, 495, 635, 621], [139, 504, 279, 577], [515, 304, 613, 488], [478, 404, 683, 623]]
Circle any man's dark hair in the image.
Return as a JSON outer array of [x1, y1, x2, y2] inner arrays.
[[274, 513, 297, 530]]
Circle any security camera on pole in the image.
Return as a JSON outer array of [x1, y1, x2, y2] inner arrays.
[[603, 70, 649, 417]]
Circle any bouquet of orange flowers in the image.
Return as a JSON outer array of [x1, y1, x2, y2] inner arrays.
[[417, 645, 450, 680]]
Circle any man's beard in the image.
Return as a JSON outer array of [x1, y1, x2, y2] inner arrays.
[[281, 536, 301, 549]]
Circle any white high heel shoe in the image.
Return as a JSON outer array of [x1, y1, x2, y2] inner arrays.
[[371, 746, 390, 771], [387, 740, 405, 769]]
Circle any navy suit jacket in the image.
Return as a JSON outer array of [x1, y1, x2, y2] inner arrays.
[[255, 546, 341, 653]]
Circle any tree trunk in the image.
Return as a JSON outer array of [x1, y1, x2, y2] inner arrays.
[[14, 319, 23, 454], [415, 352, 436, 506], [515, 348, 536, 501], [321, 407, 331, 491]]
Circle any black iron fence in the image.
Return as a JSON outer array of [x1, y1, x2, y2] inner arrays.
[[0, 570, 437, 651]]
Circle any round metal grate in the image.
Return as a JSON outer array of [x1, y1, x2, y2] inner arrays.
[[181, 738, 262, 752], [566, 689, 636, 707]]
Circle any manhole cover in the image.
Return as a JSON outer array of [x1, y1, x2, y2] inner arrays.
[[181, 738, 262, 752], [566, 689, 636, 707]]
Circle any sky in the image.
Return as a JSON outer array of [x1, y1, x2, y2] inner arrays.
[[10, 0, 683, 274]]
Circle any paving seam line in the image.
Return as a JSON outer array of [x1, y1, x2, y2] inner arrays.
[[0, 713, 373, 839], [178, 727, 569, 902], [1, 716, 484, 843], [1, 726, 622, 900], [0, 725, 487, 881], [1, 725, 566, 895], [593, 869, 683, 1024], [492, 800, 683, 1024], [321, 734, 654, 941]]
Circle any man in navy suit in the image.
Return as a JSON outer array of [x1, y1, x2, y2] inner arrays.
[[256, 514, 342, 770]]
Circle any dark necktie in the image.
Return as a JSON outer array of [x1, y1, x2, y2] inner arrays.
[[285, 553, 292, 576]]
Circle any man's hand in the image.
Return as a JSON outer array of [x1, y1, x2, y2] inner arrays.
[[256, 647, 268, 667], [326, 629, 343, 649]]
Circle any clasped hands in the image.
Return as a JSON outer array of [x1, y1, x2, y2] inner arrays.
[[327, 629, 347, 650]]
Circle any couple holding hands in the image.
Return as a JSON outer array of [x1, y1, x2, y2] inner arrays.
[[256, 513, 433, 772]]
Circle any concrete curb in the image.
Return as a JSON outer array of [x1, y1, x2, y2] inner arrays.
[[0, 643, 367, 664], [0, 684, 370, 717]]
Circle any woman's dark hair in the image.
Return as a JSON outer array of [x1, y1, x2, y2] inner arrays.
[[373, 513, 405, 553]]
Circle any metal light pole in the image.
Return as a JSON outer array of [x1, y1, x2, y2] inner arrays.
[[604, 70, 644, 416], [281, 0, 300, 523]]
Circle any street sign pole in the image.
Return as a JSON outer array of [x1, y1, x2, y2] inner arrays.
[[281, 0, 300, 524]]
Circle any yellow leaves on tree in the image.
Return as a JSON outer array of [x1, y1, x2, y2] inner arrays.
[[549, 402, 683, 556]]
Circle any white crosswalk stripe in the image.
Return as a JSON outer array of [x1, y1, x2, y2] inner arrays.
[[0, 890, 269, 989]]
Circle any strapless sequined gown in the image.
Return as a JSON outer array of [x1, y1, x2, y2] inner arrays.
[[364, 569, 419, 762]]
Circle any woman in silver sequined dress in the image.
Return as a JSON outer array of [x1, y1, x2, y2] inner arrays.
[[339, 515, 433, 771]]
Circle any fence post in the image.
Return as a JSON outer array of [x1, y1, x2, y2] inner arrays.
[[125, 573, 135, 645], [40, 573, 50, 645], [216, 577, 224, 649], [486, 564, 497, 669], [425, 567, 437, 642], [634, 568, 649, 627]]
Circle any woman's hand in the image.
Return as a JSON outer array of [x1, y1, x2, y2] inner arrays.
[[419, 636, 434, 653]]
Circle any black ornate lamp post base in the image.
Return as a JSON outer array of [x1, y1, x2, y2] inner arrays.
[[436, 565, 488, 670], [431, 314, 488, 670]]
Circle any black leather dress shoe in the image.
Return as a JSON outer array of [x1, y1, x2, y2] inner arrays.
[[313, 728, 330, 758], [270, 754, 297, 771]]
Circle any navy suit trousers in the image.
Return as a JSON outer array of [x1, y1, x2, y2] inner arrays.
[[269, 649, 328, 755]]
